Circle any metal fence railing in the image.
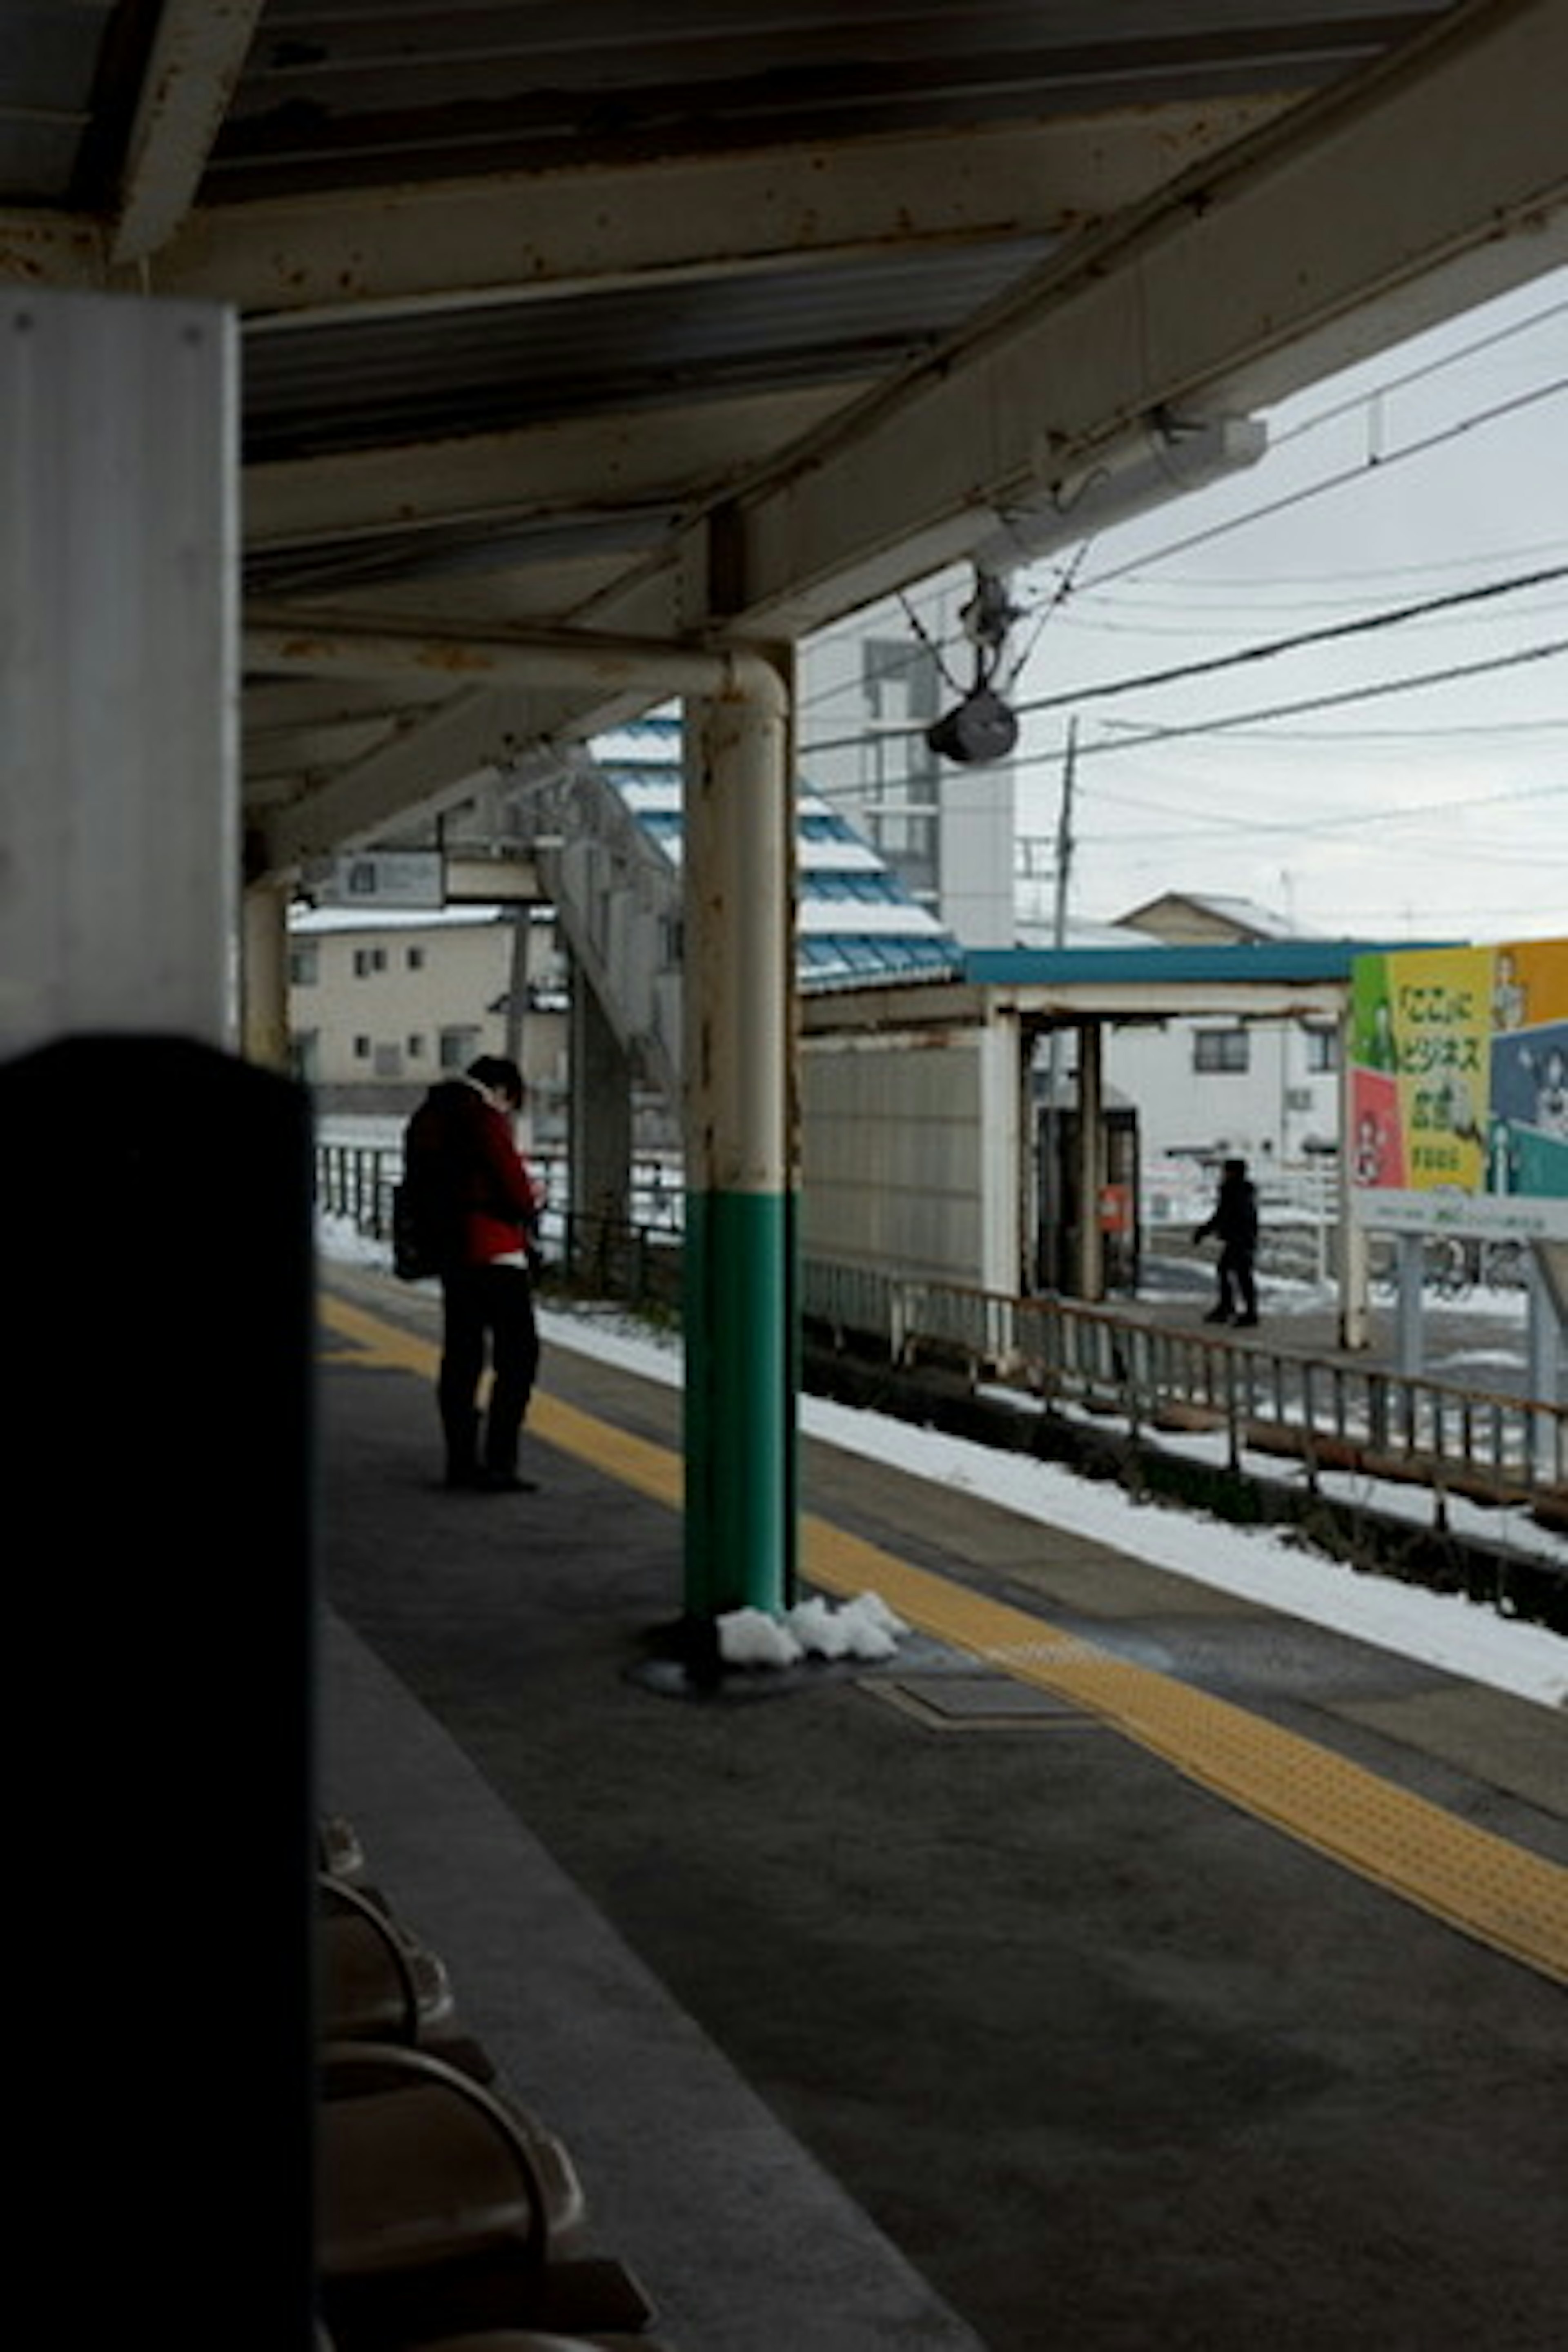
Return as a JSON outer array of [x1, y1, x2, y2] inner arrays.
[[315, 1143, 395, 1242], [314, 1149, 1563, 1505], [801, 1258, 1564, 1506], [312, 1143, 682, 1314]]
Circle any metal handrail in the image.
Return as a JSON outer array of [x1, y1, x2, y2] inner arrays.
[[802, 1258, 1563, 1503]]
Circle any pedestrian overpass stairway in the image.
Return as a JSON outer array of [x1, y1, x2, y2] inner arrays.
[[464, 722, 964, 1118], [495, 748, 685, 1109]]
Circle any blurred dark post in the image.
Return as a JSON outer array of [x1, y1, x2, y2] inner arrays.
[[3, 1033, 316, 2339]]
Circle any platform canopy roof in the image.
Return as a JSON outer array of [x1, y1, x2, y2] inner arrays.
[[802, 936, 1461, 1029], [4, 2, 1566, 884]]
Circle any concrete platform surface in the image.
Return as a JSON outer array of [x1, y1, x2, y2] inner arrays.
[[317, 1263, 1568, 2352]]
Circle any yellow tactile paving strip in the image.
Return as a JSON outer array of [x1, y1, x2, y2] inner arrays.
[[320, 1294, 1568, 1987], [803, 1524, 1568, 1985]]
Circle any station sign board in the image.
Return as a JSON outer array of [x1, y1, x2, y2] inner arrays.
[[1349, 938, 1568, 1236], [308, 851, 445, 909]]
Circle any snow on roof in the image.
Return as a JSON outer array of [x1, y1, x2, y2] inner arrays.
[[1116, 890, 1312, 942], [290, 902, 508, 935], [604, 731, 964, 986]]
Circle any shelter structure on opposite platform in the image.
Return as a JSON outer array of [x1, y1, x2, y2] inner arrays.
[[800, 940, 1457, 1346]]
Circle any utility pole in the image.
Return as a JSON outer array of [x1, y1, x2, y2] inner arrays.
[[1053, 714, 1078, 953], [1042, 717, 1078, 1288]]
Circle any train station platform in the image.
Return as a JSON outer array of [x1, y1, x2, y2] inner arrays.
[[315, 1258, 1567, 2352]]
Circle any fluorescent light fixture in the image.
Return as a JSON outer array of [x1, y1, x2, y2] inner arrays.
[[973, 410, 1268, 575]]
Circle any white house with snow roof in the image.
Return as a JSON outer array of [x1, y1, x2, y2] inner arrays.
[[1079, 890, 1343, 1178]]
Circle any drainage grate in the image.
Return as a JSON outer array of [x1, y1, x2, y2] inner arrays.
[[861, 1671, 1100, 1734]]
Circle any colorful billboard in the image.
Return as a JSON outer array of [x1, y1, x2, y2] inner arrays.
[[1350, 939, 1567, 1214]]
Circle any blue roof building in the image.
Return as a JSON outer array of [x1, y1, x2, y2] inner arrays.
[[592, 715, 965, 992]]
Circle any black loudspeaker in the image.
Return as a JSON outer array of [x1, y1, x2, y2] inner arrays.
[[925, 684, 1020, 765]]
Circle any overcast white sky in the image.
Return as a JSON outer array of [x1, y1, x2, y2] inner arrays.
[[857, 270, 1568, 947]]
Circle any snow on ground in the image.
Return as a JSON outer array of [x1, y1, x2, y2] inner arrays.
[[318, 1213, 1566, 1712], [811, 1388, 1567, 1714]]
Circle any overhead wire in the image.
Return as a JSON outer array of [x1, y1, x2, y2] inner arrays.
[[795, 303, 1568, 714], [1064, 638, 1567, 750], [1262, 293, 1568, 450], [797, 568, 1568, 755], [1071, 775, 1568, 846], [1068, 380, 1567, 595], [1072, 536, 1568, 603]]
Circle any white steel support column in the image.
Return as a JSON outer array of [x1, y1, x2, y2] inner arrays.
[[1075, 1020, 1106, 1301], [1, 289, 312, 2343], [1394, 1232, 1427, 1377], [1337, 1015, 1370, 1350], [978, 1016, 1023, 1297], [0, 289, 238, 1054], [569, 962, 634, 1231], [243, 882, 293, 1071], [1526, 1243, 1564, 1481], [681, 648, 797, 1623]]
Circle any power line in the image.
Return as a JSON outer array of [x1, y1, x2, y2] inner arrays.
[[795, 303, 1568, 713], [1073, 537, 1568, 601], [1092, 715, 1568, 744], [1069, 380, 1568, 595], [797, 407, 1567, 717], [1266, 296, 1568, 450], [1049, 595, 1568, 641], [799, 568, 1568, 754], [1074, 775, 1568, 847], [1069, 639, 1568, 751]]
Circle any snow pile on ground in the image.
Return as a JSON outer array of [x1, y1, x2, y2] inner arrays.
[[717, 1591, 910, 1668]]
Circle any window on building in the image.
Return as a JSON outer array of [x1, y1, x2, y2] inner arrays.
[[353, 1035, 372, 1060], [439, 1026, 481, 1071], [290, 942, 319, 986], [407, 946, 425, 971], [408, 1034, 425, 1059], [1303, 1026, 1339, 1074], [860, 638, 938, 896], [1193, 1028, 1250, 1074], [352, 946, 387, 977]]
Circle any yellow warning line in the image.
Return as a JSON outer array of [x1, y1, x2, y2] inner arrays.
[[321, 1295, 682, 1504], [320, 1293, 1568, 1986], [803, 1523, 1568, 1985]]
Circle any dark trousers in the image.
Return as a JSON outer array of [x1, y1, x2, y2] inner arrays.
[[438, 1263, 540, 1476], [1217, 1245, 1257, 1321]]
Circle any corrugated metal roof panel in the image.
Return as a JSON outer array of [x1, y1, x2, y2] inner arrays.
[[241, 233, 1055, 461], [207, 1, 1443, 198], [7, 0, 1532, 886]]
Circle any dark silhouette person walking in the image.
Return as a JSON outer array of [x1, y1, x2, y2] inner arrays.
[[401, 1055, 544, 1490], [1196, 1157, 1259, 1327]]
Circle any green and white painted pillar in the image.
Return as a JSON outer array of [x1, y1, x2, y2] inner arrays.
[[682, 648, 799, 1621]]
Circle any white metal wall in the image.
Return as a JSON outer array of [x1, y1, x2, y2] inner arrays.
[[0, 290, 236, 1055], [802, 1023, 1021, 1290]]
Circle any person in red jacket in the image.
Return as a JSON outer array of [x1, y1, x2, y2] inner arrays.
[[403, 1055, 544, 1490]]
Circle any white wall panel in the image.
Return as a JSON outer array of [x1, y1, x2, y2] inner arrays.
[[1, 289, 236, 1053], [803, 1028, 1007, 1285]]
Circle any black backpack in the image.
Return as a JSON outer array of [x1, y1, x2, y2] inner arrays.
[[392, 1093, 464, 1281], [390, 1173, 450, 1281]]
